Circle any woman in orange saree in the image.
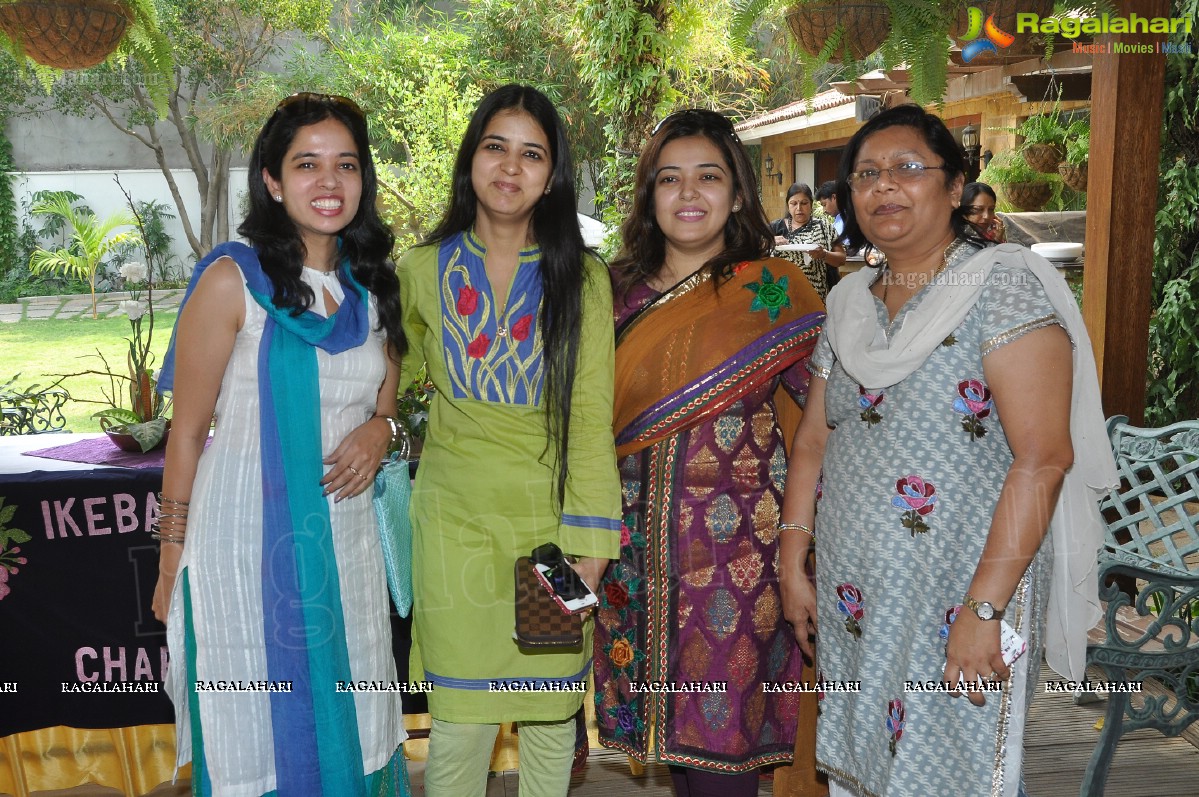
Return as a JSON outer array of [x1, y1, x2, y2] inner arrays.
[[593, 109, 825, 797]]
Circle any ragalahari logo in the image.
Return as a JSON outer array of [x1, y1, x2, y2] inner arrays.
[[958, 7, 1016, 62]]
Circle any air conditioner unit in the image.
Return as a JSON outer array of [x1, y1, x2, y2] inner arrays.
[[855, 96, 882, 123]]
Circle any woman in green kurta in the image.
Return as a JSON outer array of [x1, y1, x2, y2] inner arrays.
[[396, 84, 621, 797]]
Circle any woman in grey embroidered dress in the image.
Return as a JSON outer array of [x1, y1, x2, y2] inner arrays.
[[777, 106, 1115, 797]]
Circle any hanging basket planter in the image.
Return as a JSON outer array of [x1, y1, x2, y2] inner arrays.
[[1022, 143, 1064, 174], [787, 2, 890, 64], [0, 0, 132, 69], [1001, 181, 1052, 212], [1058, 161, 1088, 193]]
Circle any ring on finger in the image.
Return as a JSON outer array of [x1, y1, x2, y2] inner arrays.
[[348, 465, 361, 477]]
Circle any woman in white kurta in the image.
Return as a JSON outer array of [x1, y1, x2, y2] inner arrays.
[[153, 94, 410, 796]]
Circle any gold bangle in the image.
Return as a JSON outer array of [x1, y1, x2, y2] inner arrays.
[[778, 522, 814, 537]]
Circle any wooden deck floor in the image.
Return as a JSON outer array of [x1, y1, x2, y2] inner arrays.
[[14, 660, 1198, 796]]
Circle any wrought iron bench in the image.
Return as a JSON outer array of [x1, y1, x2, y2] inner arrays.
[[0, 376, 70, 435], [1082, 415, 1199, 795]]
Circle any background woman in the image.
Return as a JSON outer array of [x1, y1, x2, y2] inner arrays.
[[395, 84, 620, 797], [961, 181, 1007, 242], [594, 109, 825, 796], [779, 105, 1114, 797], [771, 182, 845, 299], [152, 93, 409, 795]]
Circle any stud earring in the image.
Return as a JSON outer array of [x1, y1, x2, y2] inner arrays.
[[544, 187, 551, 195], [732, 202, 742, 212], [274, 195, 283, 202]]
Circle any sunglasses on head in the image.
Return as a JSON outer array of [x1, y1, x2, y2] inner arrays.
[[270, 92, 366, 121], [651, 108, 739, 140]]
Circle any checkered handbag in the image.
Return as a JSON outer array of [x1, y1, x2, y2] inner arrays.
[[514, 557, 583, 648]]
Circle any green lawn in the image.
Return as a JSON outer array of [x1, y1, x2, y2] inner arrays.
[[3, 313, 178, 433]]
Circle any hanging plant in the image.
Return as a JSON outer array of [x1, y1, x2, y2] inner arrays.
[[0, 0, 172, 101], [978, 150, 1055, 212], [785, 1, 890, 64], [1058, 118, 1090, 192]]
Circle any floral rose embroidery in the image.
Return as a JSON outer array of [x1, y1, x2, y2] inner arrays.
[[607, 702, 645, 738], [604, 581, 630, 610], [891, 475, 938, 536], [858, 386, 884, 426], [835, 582, 864, 638], [609, 638, 635, 668], [620, 522, 632, 548], [604, 628, 646, 678], [466, 333, 491, 359], [886, 699, 906, 756], [939, 605, 962, 643], [953, 379, 994, 440], [456, 285, 479, 316], [511, 313, 534, 342], [744, 265, 792, 323]]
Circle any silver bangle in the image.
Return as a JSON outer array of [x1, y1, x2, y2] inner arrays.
[[376, 414, 399, 447], [150, 530, 186, 544]]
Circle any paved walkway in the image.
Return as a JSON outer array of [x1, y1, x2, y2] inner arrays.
[[0, 290, 185, 322]]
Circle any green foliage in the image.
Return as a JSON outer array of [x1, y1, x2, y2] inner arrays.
[[978, 150, 1051, 188], [1063, 118, 1090, 165], [0, 0, 173, 107], [28, 194, 140, 318], [0, 120, 17, 282], [573, 0, 768, 227], [1146, 0, 1199, 425], [877, 0, 954, 107], [315, 15, 482, 250]]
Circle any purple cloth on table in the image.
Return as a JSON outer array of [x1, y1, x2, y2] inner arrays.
[[23, 436, 168, 469]]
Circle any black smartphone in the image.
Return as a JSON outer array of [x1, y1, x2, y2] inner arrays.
[[530, 542, 599, 614]]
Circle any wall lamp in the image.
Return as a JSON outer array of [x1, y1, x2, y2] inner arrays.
[[763, 153, 784, 185]]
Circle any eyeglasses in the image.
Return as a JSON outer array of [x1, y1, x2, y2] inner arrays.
[[651, 108, 739, 140], [270, 92, 366, 121], [847, 162, 948, 192]]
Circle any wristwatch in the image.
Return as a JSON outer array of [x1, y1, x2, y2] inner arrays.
[[964, 593, 1005, 621]]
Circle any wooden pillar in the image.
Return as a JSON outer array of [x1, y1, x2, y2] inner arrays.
[[1081, 0, 1168, 424]]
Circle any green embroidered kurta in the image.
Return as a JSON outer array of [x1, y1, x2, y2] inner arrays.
[[397, 230, 621, 722]]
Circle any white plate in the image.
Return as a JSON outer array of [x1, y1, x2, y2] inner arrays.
[[776, 243, 819, 253], [1031, 242, 1083, 260]]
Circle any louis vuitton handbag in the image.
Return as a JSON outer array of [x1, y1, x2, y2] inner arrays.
[[513, 557, 583, 648]]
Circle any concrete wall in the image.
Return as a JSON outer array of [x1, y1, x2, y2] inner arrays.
[[11, 168, 250, 275]]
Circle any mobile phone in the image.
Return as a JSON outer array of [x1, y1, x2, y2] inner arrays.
[[530, 543, 599, 614], [1000, 619, 1027, 667]]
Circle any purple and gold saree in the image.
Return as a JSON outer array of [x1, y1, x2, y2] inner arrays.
[[594, 258, 824, 772]]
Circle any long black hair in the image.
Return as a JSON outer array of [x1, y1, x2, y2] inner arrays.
[[240, 94, 404, 358], [836, 104, 985, 253], [612, 109, 774, 300], [426, 84, 588, 509]]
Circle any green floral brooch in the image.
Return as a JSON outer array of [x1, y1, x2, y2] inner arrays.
[[745, 265, 792, 323]]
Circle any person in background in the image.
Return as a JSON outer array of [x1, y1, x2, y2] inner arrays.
[[815, 180, 846, 292], [153, 93, 410, 795], [771, 182, 845, 300], [395, 84, 620, 797], [595, 108, 825, 797], [815, 180, 845, 241], [779, 104, 1114, 797], [962, 182, 1007, 242]]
